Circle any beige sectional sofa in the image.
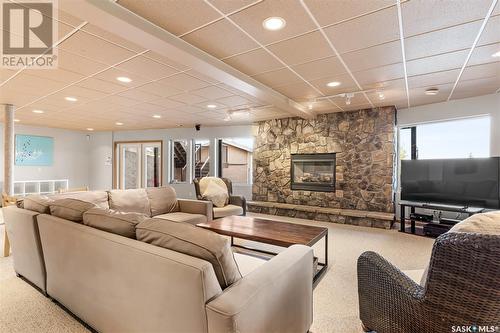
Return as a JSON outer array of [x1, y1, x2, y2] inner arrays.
[[4, 187, 314, 333]]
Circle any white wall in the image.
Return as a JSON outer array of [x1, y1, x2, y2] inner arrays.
[[398, 93, 500, 156], [0, 124, 90, 192], [91, 125, 256, 199]]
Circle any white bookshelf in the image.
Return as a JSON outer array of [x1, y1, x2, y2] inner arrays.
[[13, 179, 69, 196]]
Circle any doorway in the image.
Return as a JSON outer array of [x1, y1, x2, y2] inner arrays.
[[114, 141, 162, 189]]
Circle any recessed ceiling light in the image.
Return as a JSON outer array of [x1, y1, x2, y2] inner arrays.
[[326, 81, 341, 87], [378, 92, 385, 100], [492, 51, 500, 58], [14, 119, 20, 122], [263, 17, 286, 31], [32, 109, 44, 114], [86, 128, 94, 131], [116, 76, 132, 83], [206, 104, 217, 109], [115, 122, 124, 126], [65, 96, 77, 102], [425, 88, 439, 96], [152, 114, 162, 119]]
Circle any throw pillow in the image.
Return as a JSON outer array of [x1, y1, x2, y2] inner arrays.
[[83, 207, 148, 239], [136, 218, 242, 289], [449, 211, 500, 235], [49, 198, 96, 222], [146, 187, 179, 216], [202, 181, 229, 208], [23, 195, 54, 214]]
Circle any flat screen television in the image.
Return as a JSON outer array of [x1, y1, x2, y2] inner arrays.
[[401, 157, 500, 209]]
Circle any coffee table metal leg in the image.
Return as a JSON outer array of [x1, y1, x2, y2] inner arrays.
[[313, 230, 328, 286]]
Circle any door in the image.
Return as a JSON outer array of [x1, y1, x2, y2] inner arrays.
[[115, 141, 162, 189]]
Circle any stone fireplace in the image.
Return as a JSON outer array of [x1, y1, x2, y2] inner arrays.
[[250, 107, 396, 228], [291, 153, 336, 192]]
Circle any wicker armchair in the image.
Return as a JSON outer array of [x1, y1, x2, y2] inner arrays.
[[357, 232, 500, 333], [193, 177, 246, 218]]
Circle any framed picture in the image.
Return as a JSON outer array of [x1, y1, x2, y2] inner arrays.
[[15, 135, 54, 166]]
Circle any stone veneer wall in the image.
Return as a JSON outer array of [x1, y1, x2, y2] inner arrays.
[[251, 107, 396, 225]]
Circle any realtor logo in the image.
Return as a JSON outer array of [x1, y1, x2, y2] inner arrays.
[[1, 0, 58, 68]]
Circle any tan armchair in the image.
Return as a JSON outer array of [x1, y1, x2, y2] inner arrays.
[[193, 177, 246, 219]]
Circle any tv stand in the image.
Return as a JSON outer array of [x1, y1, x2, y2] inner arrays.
[[399, 201, 484, 236]]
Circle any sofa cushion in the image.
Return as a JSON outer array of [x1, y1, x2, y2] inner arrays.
[[136, 218, 242, 289], [49, 198, 96, 222], [449, 211, 500, 235], [108, 189, 151, 216], [213, 204, 244, 218], [146, 187, 179, 216], [83, 207, 148, 239], [52, 191, 109, 209], [154, 212, 207, 225], [199, 177, 229, 207], [23, 195, 53, 214]]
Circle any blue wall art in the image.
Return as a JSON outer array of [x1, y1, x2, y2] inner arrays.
[[15, 135, 54, 166]]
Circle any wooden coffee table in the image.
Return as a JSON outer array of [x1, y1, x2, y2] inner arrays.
[[197, 215, 328, 285]]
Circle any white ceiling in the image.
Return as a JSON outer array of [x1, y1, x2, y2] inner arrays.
[[0, 0, 499, 131]]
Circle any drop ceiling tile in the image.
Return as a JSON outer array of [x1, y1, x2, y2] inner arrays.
[[117, 0, 221, 36], [182, 19, 259, 59], [57, 9, 86, 27], [229, 0, 316, 45], [408, 83, 453, 106], [210, 0, 258, 14], [57, 49, 109, 76], [353, 63, 404, 86], [57, 85, 109, 100], [452, 77, 499, 99], [272, 81, 322, 100], [365, 79, 407, 106], [215, 95, 254, 108], [3, 73, 68, 96], [159, 73, 211, 91], [306, 100, 341, 114], [115, 56, 179, 80], [291, 56, 345, 81], [342, 40, 402, 72], [148, 98, 186, 109], [144, 51, 191, 71], [223, 48, 283, 76], [251, 68, 302, 87], [22, 68, 85, 85], [171, 105, 205, 114], [0, 69, 15, 83], [402, 0, 492, 36], [193, 102, 228, 111], [117, 89, 161, 102], [407, 69, 460, 88], [59, 31, 136, 65], [75, 77, 126, 94], [170, 93, 208, 105], [131, 103, 168, 114], [323, 6, 399, 54], [93, 68, 151, 88], [406, 49, 468, 76], [461, 62, 500, 81], [0, 91, 41, 108], [469, 43, 500, 66], [267, 31, 332, 66], [100, 95, 141, 107], [136, 82, 184, 98], [81, 24, 147, 53], [303, 0, 395, 27], [405, 20, 480, 60], [190, 86, 234, 99], [479, 14, 500, 45], [308, 74, 359, 95]]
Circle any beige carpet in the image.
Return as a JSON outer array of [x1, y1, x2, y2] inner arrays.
[[0, 212, 434, 333]]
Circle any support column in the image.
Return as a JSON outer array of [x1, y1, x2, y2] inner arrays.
[[4, 104, 15, 195]]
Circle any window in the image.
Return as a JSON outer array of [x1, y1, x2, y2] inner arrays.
[[217, 137, 253, 184], [114, 141, 162, 189], [399, 116, 490, 160], [194, 139, 210, 178], [171, 140, 189, 183]]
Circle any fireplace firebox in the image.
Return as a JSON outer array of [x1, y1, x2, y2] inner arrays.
[[290, 153, 336, 192]]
